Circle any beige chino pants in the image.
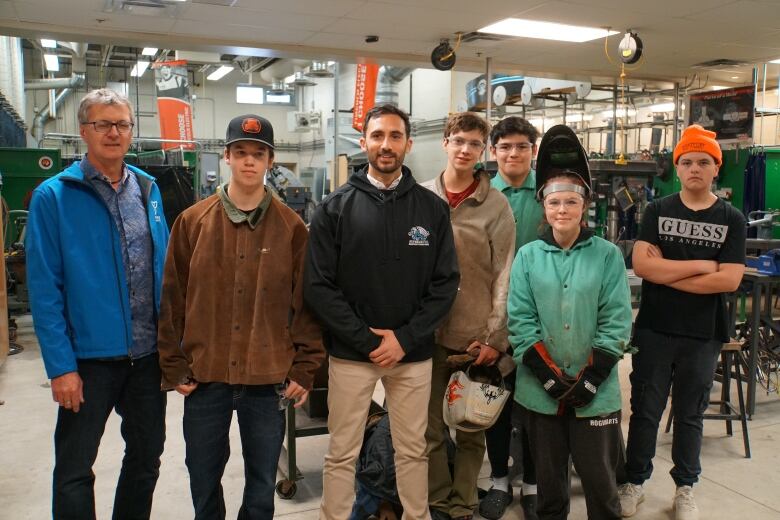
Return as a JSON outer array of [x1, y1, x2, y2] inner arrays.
[[320, 356, 432, 520]]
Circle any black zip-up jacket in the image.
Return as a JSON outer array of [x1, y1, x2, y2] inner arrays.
[[304, 165, 460, 363]]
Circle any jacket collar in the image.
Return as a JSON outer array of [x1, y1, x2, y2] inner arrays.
[[60, 159, 156, 184], [430, 170, 492, 204], [539, 225, 595, 251], [349, 164, 417, 197], [492, 168, 536, 192]]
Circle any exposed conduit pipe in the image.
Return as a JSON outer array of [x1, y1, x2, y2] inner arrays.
[[25, 73, 85, 91], [32, 73, 86, 141]]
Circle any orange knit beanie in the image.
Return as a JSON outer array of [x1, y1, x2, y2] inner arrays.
[[673, 124, 722, 165]]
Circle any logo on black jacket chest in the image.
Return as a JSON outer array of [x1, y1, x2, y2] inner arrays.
[[408, 226, 430, 246]]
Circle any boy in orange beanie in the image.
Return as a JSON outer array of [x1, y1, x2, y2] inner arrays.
[[618, 125, 745, 520]]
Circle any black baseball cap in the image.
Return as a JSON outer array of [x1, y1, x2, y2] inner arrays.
[[225, 114, 274, 149]]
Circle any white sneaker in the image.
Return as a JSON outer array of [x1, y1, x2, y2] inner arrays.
[[618, 483, 645, 517], [673, 485, 699, 520]]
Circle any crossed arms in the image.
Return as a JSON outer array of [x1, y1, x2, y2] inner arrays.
[[632, 241, 744, 294]]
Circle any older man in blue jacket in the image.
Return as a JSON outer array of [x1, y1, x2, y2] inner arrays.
[[26, 88, 169, 520]]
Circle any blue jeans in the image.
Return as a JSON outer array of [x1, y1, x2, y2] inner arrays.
[[52, 353, 167, 520], [183, 383, 286, 520], [624, 329, 722, 487], [349, 480, 382, 520]]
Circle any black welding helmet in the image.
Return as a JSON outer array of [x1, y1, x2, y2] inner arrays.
[[535, 124, 592, 200]]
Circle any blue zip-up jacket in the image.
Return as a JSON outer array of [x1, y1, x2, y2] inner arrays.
[[26, 161, 169, 379]]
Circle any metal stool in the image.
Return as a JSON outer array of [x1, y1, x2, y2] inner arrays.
[[665, 340, 751, 458]]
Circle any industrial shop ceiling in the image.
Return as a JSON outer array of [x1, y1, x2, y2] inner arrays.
[[1, 0, 780, 88]]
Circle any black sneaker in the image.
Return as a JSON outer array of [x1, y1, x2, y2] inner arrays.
[[430, 508, 451, 520], [478, 487, 513, 520], [520, 492, 538, 520]]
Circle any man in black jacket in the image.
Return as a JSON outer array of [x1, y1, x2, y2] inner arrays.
[[305, 104, 460, 520]]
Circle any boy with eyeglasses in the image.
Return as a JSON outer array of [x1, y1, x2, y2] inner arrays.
[[478, 116, 544, 520], [26, 88, 169, 518], [422, 112, 516, 520]]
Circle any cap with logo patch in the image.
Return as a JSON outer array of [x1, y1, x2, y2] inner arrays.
[[225, 114, 274, 149]]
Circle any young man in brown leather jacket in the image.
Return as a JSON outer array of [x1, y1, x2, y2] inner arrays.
[[157, 114, 325, 519]]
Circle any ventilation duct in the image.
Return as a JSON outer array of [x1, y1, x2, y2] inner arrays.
[[32, 74, 86, 141], [25, 73, 85, 91], [291, 71, 316, 87], [376, 66, 413, 106], [306, 61, 334, 78]]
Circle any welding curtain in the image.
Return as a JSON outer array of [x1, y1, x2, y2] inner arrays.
[[743, 151, 766, 238]]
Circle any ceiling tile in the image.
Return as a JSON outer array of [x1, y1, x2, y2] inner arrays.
[[233, 0, 366, 17], [179, 3, 338, 32], [170, 19, 314, 44]]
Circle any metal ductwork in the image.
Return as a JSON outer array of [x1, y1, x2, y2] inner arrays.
[[32, 74, 86, 141], [0, 36, 26, 125], [376, 66, 413, 106], [258, 59, 309, 85], [25, 74, 86, 91], [305, 61, 334, 78]]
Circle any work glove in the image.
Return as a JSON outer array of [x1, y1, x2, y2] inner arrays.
[[522, 341, 576, 400], [563, 348, 619, 408]]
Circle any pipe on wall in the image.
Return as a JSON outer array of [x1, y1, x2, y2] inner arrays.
[[32, 73, 86, 141]]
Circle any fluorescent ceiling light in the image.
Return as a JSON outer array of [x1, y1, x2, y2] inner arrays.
[[141, 47, 158, 56], [207, 65, 234, 81], [43, 54, 60, 72], [130, 60, 150, 77], [236, 85, 264, 104], [770, 58, 780, 64], [711, 85, 728, 90], [730, 75, 740, 79], [478, 18, 618, 43], [284, 74, 296, 84], [649, 102, 676, 112], [40, 39, 57, 48]]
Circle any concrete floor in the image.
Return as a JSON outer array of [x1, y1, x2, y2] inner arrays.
[[2, 313, 780, 519]]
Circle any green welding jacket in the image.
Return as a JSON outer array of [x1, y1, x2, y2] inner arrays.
[[509, 227, 632, 417]]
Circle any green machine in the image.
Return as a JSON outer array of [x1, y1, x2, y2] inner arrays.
[[716, 148, 780, 239], [0, 147, 61, 248]]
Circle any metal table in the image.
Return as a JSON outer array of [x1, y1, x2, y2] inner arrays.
[[741, 271, 780, 416]]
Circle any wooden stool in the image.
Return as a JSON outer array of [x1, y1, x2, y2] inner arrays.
[[664, 341, 751, 458]]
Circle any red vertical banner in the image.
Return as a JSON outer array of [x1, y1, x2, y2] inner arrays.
[[153, 60, 194, 150], [352, 63, 380, 132]]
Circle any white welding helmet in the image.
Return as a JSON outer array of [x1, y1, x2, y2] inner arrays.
[[443, 364, 510, 432]]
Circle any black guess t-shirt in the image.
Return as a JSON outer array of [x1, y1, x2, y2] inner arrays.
[[634, 193, 746, 341]]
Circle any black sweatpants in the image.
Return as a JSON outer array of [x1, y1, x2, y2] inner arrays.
[[485, 372, 536, 485], [525, 408, 622, 520]]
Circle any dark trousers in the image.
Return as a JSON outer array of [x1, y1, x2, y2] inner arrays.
[[525, 408, 622, 520], [183, 383, 286, 520], [624, 329, 721, 487], [53, 354, 166, 520], [484, 373, 536, 486]]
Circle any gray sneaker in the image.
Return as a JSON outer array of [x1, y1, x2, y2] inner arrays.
[[618, 483, 645, 517], [673, 485, 699, 520]]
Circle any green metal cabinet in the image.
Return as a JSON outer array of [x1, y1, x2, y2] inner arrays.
[[0, 147, 61, 247]]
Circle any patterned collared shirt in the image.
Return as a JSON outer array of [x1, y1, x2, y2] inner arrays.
[[81, 155, 157, 359]]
